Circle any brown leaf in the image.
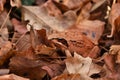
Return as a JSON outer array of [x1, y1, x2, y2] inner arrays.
[[114, 15, 120, 40], [22, 4, 76, 32], [11, 18, 28, 34], [9, 56, 47, 80], [0, 74, 30, 80], [109, 45, 120, 63], [0, 41, 13, 66], [35, 0, 46, 6], [16, 47, 36, 59], [42, 61, 65, 78], [55, 0, 90, 10], [76, 2, 92, 23], [35, 45, 56, 56], [52, 73, 87, 80], [89, 0, 108, 21], [14, 32, 31, 51], [44, 0, 62, 19], [76, 20, 105, 44], [107, 3, 120, 37], [49, 29, 99, 58], [0, 0, 6, 12]]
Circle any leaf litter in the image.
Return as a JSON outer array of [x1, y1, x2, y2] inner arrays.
[[0, 0, 120, 80]]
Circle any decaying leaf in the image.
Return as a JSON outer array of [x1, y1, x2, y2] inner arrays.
[[51, 73, 93, 80], [35, 45, 56, 56], [9, 56, 47, 80], [22, 2, 77, 32], [0, 74, 30, 80], [109, 45, 120, 63], [55, 0, 90, 10], [0, 69, 9, 75], [0, 0, 6, 12], [11, 18, 28, 34], [10, 0, 21, 8], [76, 2, 92, 23], [108, 3, 120, 37], [14, 32, 31, 51], [0, 41, 13, 66], [49, 29, 100, 58], [42, 61, 65, 78], [64, 52, 104, 80], [76, 20, 105, 44]]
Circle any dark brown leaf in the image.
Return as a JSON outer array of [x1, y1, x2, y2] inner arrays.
[[9, 56, 47, 80]]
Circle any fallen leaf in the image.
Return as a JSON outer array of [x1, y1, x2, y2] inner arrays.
[[42, 61, 65, 78], [114, 15, 120, 40], [22, 3, 77, 32], [35, 0, 46, 6], [107, 3, 120, 37], [90, 0, 106, 12], [109, 45, 120, 63], [0, 74, 30, 80], [11, 18, 28, 34], [0, 69, 9, 75], [10, 0, 21, 8], [49, 29, 100, 58], [76, 2, 92, 23], [35, 45, 56, 56], [76, 20, 105, 44], [89, 0, 108, 21], [0, 0, 6, 12], [52, 73, 93, 80], [14, 32, 31, 51], [9, 56, 47, 80], [0, 41, 13, 66], [55, 0, 90, 10], [64, 52, 104, 79]]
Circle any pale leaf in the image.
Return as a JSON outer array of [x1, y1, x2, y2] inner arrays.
[[22, 4, 76, 32], [0, 74, 30, 80], [65, 52, 92, 74]]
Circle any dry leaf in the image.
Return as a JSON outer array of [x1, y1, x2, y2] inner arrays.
[[42, 61, 65, 78], [89, 0, 108, 20], [107, 3, 120, 37], [0, 41, 12, 66], [0, 74, 30, 80], [0, 0, 6, 12], [35, 0, 46, 6], [76, 2, 92, 23], [55, 0, 90, 10], [51, 73, 93, 80], [76, 20, 105, 44], [35, 45, 56, 56], [22, 4, 76, 32], [9, 56, 47, 80], [10, 0, 21, 8], [109, 45, 120, 63], [0, 69, 9, 75], [49, 29, 100, 58], [44, 0, 62, 19], [90, 0, 106, 12], [14, 32, 31, 51], [64, 52, 104, 80], [11, 18, 28, 34]]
